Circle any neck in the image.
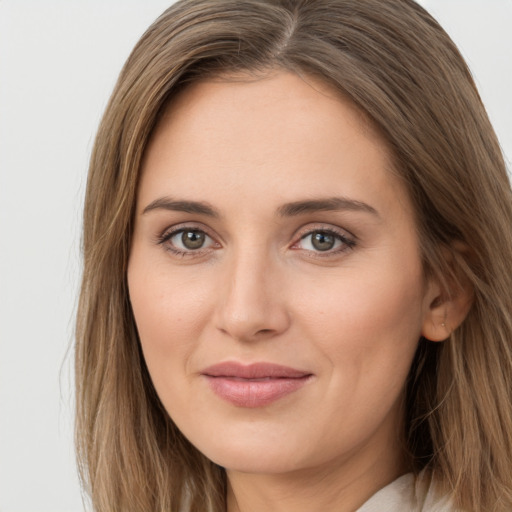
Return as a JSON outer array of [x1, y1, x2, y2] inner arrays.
[[226, 431, 408, 512]]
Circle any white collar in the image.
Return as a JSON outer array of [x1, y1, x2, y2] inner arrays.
[[357, 471, 455, 512]]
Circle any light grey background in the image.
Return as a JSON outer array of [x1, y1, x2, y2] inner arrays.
[[0, 1, 510, 511]]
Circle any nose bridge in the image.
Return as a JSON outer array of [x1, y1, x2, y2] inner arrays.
[[215, 242, 289, 341]]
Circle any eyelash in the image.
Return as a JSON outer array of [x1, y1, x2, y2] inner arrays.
[[293, 227, 356, 258], [157, 225, 218, 257], [156, 225, 356, 258]]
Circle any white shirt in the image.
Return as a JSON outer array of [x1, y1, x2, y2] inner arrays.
[[357, 472, 456, 512]]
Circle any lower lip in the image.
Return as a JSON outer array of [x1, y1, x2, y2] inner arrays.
[[204, 375, 311, 408]]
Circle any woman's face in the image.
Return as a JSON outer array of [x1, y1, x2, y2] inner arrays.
[[128, 72, 440, 476]]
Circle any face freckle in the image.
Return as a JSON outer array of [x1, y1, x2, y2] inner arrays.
[[127, 71, 438, 481]]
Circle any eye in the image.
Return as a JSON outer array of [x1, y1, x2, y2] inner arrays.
[[295, 228, 355, 254], [177, 230, 208, 250], [158, 227, 218, 255]]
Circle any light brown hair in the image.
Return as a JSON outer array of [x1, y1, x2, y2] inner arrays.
[[76, 1, 512, 510]]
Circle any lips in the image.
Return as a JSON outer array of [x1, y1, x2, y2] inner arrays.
[[201, 362, 313, 408]]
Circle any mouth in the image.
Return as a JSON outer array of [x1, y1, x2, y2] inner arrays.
[[201, 362, 313, 408]]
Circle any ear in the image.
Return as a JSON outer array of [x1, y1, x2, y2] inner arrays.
[[421, 268, 473, 342]]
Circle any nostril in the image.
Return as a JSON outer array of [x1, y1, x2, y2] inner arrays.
[[214, 282, 291, 341]]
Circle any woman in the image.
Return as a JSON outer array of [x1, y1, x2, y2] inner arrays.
[[75, 0, 512, 511]]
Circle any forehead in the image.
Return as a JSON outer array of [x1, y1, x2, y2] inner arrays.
[[139, 71, 411, 219], [156, 71, 384, 153]]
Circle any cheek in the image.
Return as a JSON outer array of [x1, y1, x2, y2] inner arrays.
[[281, 265, 425, 450], [292, 260, 426, 383], [299, 250, 425, 336], [127, 256, 213, 383]]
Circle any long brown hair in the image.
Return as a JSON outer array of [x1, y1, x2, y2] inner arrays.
[[76, 1, 512, 510]]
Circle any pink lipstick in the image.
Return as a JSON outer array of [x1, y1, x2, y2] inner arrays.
[[201, 362, 312, 408]]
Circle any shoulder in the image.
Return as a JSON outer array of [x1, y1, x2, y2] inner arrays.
[[357, 471, 460, 512]]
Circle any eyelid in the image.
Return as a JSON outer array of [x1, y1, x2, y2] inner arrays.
[[156, 222, 221, 256], [290, 223, 357, 255], [294, 222, 356, 240], [155, 221, 356, 258], [157, 221, 217, 240]]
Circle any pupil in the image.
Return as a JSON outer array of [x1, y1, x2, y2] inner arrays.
[[312, 232, 335, 251], [182, 230, 205, 249]]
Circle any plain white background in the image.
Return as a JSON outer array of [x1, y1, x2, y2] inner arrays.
[[0, 1, 510, 511]]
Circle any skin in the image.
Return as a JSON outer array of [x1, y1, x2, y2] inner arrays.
[[128, 71, 452, 512]]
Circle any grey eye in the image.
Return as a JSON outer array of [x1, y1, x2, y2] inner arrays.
[[310, 232, 336, 251], [181, 230, 206, 249], [166, 229, 214, 252], [297, 230, 350, 253]]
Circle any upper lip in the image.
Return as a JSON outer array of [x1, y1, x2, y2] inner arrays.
[[201, 362, 312, 379]]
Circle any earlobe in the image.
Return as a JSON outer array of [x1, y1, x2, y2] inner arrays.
[[421, 277, 473, 342], [421, 303, 450, 342]]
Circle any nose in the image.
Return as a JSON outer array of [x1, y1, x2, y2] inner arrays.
[[214, 250, 290, 342]]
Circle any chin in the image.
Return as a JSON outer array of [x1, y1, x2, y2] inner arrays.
[[185, 426, 309, 474], [211, 447, 308, 475]]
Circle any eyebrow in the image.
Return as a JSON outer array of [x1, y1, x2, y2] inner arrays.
[[142, 197, 219, 217], [277, 197, 379, 217], [142, 195, 379, 218]]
